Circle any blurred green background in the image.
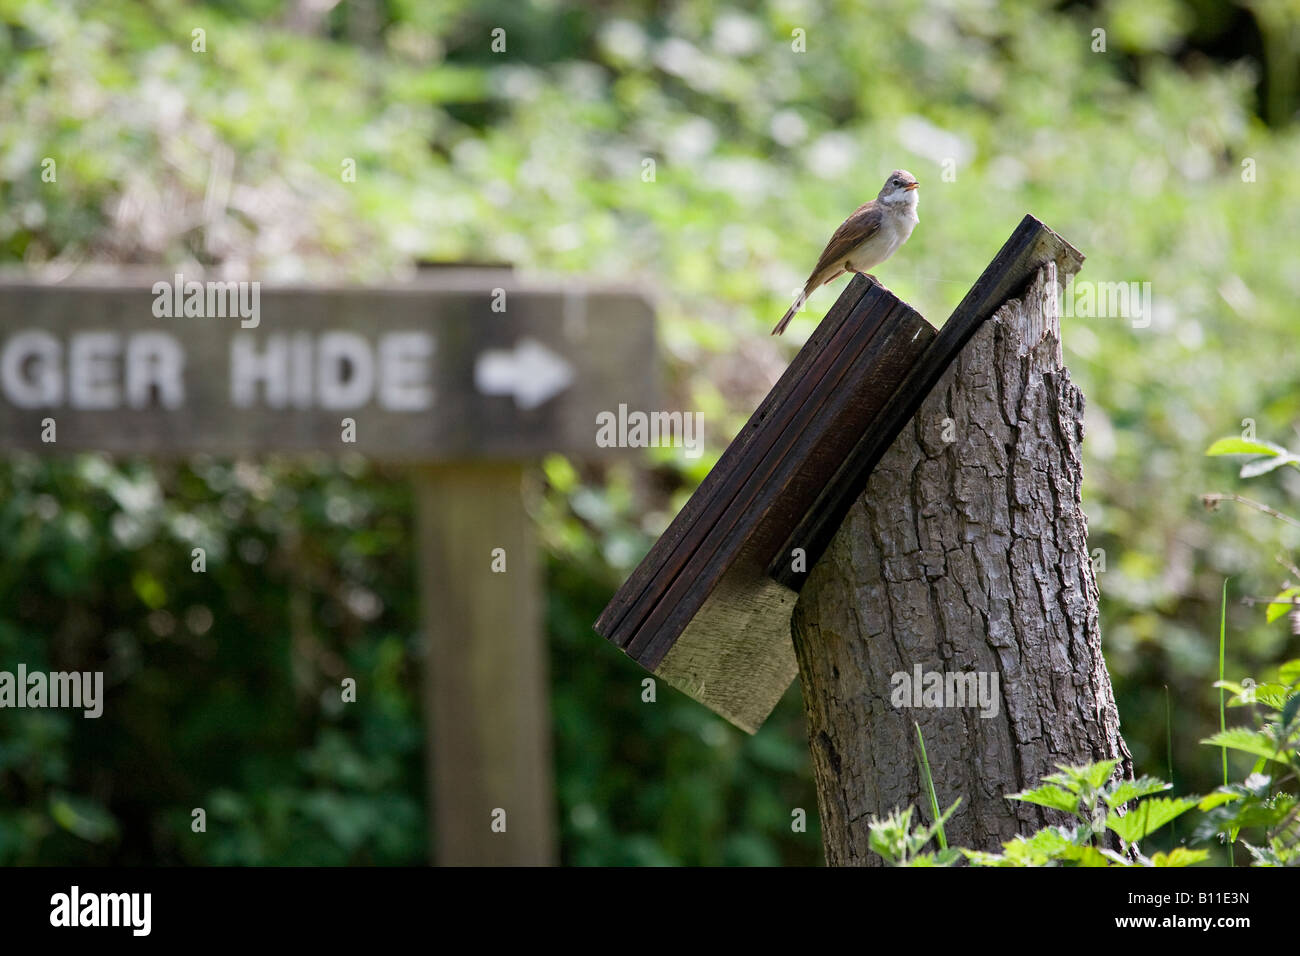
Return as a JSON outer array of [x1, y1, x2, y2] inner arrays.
[[1, 0, 1298, 865]]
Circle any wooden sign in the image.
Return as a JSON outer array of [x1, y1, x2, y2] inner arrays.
[[0, 274, 656, 459], [594, 216, 1083, 734]]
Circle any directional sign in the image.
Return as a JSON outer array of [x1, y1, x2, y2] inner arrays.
[[0, 274, 656, 460], [474, 337, 575, 410]]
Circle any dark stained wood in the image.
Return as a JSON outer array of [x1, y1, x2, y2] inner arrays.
[[626, 295, 932, 665], [612, 281, 891, 653], [649, 302, 934, 731], [768, 215, 1084, 590], [592, 274, 874, 644]]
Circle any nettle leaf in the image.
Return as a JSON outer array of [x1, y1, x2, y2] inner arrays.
[[1205, 438, 1288, 458], [1019, 826, 1076, 856], [1150, 848, 1211, 867], [1266, 589, 1300, 624], [1008, 784, 1079, 813], [1249, 683, 1291, 709], [1242, 841, 1282, 867], [1107, 797, 1199, 843], [1080, 760, 1120, 790], [961, 848, 1011, 867], [1201, 795, 1295, 836], [1104, 776, 1171, 808], [1216, 680, 1290, 708], [1282, 694, 1300, 730], [1057, 844, 1112, 867], [1198, 788, 1244, 812], [1042, 760, 1118, 794], [1202, 727, 1282, 761], [990, 827, 1074, 866], [906, 848, 962, 867], [1278, 659, 1300, 687]]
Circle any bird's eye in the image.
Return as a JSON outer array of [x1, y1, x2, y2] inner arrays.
[[892, 179, 900, 186]]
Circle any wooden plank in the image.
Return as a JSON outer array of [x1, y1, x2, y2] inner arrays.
[[627, 294, 934, 669], [616, 281, 902, 657], [622, 287, 906, 660], [767, 215, 1084, 590], [592, 270, 873, 642], [0, 277, 655, 460], [593, 274, 874, 646], [414, 463, 555, 865], [650, 304, 935, 731]]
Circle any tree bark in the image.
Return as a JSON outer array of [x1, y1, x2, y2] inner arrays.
[[792, 263, 1132, 865]]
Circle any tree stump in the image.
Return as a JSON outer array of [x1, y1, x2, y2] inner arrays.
[[791, 263, 1132, 865]]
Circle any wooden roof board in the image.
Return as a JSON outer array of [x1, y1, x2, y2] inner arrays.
[[625, 293, 933, 666], [592, 276, 871, 646], [594, 274, 875, 648]]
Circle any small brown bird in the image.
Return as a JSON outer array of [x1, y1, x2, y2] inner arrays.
[[772, 169, 919, 335]]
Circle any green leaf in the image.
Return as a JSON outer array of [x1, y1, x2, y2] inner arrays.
[[1282, 694, 1300, 730], [1107, 796, 1199, 843], [1202, 727, 1281, 761], [1008, 784, 1079, 813], [1150, 848, 1210, 867], [1205, 438, 1287, 458], [1278, 659, 1300, 687], [1057, 844, 1113, 867], [1042, 760, 1118, 793], [1266, 589, 1299, 623], [49, 792, 120, 844], [1241, 842, 1283, 867], [991, 827, 1076, 865], [1104, 776, 1171, 808], [1198, 788, 1243, 812]]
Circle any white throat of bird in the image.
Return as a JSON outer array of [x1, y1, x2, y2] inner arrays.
[[881, 185, 919, 211]]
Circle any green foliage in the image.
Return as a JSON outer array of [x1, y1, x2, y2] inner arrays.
[[878, 650, 1299, 866], [876, 759, 1204, 867], [867, 802, 962, 867], [1195, 656, 1300, 866], [3, 0, 1300, 864]]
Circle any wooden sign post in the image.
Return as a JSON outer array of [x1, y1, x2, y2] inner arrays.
[[0, 271, 657, 865]]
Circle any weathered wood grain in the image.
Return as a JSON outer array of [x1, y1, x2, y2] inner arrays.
[[415, 463, 555, 864]]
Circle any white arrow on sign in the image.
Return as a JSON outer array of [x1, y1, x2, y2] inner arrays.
[[473, 337, 575, 410]]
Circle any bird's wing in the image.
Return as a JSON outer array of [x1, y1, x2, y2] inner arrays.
[[805, 201, 883, 288]]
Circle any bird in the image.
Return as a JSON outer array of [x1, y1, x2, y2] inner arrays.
[[772, 169, 919, 335]]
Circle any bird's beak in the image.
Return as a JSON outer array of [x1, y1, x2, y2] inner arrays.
[[904, 182, 919, 191]]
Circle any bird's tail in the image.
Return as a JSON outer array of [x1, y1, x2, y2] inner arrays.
[[771, 290, 808, 336]]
